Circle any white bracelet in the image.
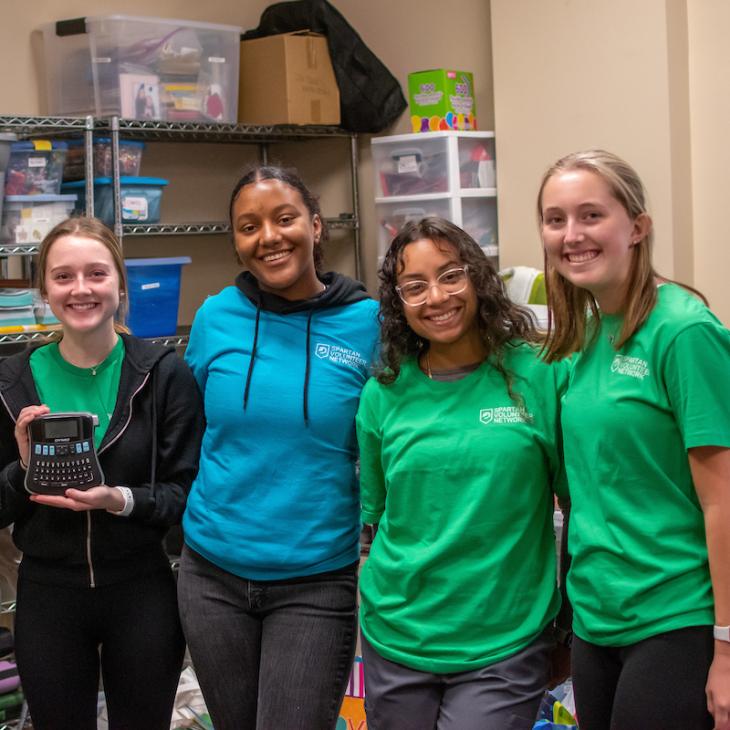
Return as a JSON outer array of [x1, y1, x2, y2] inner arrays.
[[714, 625, 730, 643], [108, 486, 134, 517]]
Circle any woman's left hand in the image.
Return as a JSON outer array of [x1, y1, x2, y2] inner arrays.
[[30, 486, 125, 512], [707, 645, 730, 730]]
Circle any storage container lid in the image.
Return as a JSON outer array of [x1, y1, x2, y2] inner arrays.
[[62, 176, 168, 188], [66, 138, 146, 149], [84, 14, 242, 33], [125, 257, 192, 267], [10, 140, 68, 151], [5, 194, 77, 203]]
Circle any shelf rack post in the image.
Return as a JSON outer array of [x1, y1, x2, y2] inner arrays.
[[83, 115, 94, 216], [349, 134, 362, 281]]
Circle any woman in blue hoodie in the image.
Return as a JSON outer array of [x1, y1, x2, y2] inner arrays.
[[177, 166, 380, 730]]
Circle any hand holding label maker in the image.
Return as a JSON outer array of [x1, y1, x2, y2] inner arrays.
[[25, 412, 105, 496]]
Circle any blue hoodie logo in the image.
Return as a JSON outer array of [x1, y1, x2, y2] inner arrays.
[[314, 342, 367, 371]]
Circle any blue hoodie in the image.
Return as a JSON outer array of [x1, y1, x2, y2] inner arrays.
[[183, 271, 380, 580]]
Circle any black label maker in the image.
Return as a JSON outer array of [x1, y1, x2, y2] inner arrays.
[[25, 412, 104, 495]]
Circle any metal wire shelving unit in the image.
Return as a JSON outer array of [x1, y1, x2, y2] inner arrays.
[[0, 115, 362, 348]]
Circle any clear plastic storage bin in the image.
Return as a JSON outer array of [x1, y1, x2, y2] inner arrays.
[[372, 135, 449, 197], [375, 199, 452, 257], [4, 141, 68, 196], [1, 194, 77, 244], [124, 256, 191, 337], [43, 15, 241, 122], [63, 138, 145, 180], [62, 176, 168, 226]]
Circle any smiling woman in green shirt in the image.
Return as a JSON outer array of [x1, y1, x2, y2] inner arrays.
[[356, 217, 567, 730], [539, 149, 730, 730]]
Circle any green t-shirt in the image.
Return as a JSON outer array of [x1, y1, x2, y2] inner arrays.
[[30, 337, 125, 449], [562, 284, 730, 646], [356, 343, 568, 673]]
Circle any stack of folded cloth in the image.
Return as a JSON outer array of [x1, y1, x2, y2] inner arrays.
[[0, 288, 35, 327]]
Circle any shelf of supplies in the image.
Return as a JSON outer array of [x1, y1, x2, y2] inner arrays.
[[0, 244, 40, 256], [95, 118, 352, 143], [122, 216, 357, 237], [0, 115, 93, 136], [0, 116, 352, 143], [0, 330, 190, 347], [122, 222, 230, 237], [0, 331, 55, 345]]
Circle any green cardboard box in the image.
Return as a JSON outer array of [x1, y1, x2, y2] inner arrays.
[[407, 69, 477, 132]]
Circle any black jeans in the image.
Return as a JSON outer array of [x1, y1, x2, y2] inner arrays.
[[571, 626, 714, 730], [14, 567, 185, 730], [177, 545, 358, 730]]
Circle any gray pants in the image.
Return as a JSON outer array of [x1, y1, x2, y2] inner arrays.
[[361, 629, 553, 730], [177, 546, 358, 730]]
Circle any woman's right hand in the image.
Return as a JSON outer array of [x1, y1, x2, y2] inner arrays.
[[14, 405, 50, 468]]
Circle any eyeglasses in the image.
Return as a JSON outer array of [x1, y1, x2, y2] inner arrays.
[[395, 266, 470, 306]]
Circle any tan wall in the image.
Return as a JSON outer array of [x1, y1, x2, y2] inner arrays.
[[491, 0, 730, 324], [491, 0, 685, 277], [0, 0, 494, 324], [687, 0, 730, 322]]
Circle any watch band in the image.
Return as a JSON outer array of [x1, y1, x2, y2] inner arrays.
[[713, 625, 730, 642], [109, 486, 134, 517]]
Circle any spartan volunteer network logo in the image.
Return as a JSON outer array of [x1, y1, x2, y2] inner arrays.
[[610, 354, 649, 380], [315, 343, 367, 370], [479, 406, 532, 425]]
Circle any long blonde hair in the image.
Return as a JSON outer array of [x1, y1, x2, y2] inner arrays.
[[37, 217, 130, 335], [537, 150, 660, 361]]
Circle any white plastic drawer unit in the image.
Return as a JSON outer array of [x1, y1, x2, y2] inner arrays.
[[42, 15, 242, 123], [371, 131, 498, 263]]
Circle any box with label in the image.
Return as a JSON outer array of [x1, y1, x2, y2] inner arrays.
[[42, 15, 241, 122], [1, 194, 77, 244], [238, 32, 340, 125], [62, 176, 168, 226], [124, 256, 191, 337], [408, 69, 477, 133], [5, 141, 68, 196]]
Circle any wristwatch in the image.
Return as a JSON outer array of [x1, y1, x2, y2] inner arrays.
[[713, 625, 730, 642]]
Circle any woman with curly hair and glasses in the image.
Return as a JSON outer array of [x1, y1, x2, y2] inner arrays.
[[355, 217, 568, 730]]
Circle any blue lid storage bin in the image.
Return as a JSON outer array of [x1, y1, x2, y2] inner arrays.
[[124, 256, 191, 337], [5, 140, 68, 196], [62, 176, 168, 226], [63, 138, 146, 180]]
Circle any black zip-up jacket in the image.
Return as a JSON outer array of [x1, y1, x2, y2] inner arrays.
[[0, 334, 205, 588]]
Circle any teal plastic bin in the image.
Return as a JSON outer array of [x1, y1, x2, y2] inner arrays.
[[124, 257, 191, 337]]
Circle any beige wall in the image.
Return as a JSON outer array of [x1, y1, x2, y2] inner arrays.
[[687, 0, 730, 322], [0, 0, 494, 323], [491, 0, 730, 324]]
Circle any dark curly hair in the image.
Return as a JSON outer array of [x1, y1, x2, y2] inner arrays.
[[228, 165, 328, 271], [377, 217, 542, 401]]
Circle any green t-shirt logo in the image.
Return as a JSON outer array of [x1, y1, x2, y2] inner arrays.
[[479, 406, 531, 424], [610, 353, 650, 379]]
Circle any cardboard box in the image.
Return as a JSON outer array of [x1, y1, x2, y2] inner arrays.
[[238, 32, 340, 125], [408, 69, 477, 132]]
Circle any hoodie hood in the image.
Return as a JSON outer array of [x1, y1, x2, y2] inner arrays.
[[234, 271, 373, 425], [235, 270, 370, 313]]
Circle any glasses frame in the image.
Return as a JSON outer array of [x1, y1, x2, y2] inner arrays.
[[395, 265, 470, 307]]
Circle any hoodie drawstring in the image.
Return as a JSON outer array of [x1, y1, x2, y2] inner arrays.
[[242, 294, 317, 428], [303, 310, 314, 426], [243, 300, 262, 411]]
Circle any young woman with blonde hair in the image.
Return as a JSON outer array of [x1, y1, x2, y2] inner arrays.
[[539, 149, 730, 730]]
